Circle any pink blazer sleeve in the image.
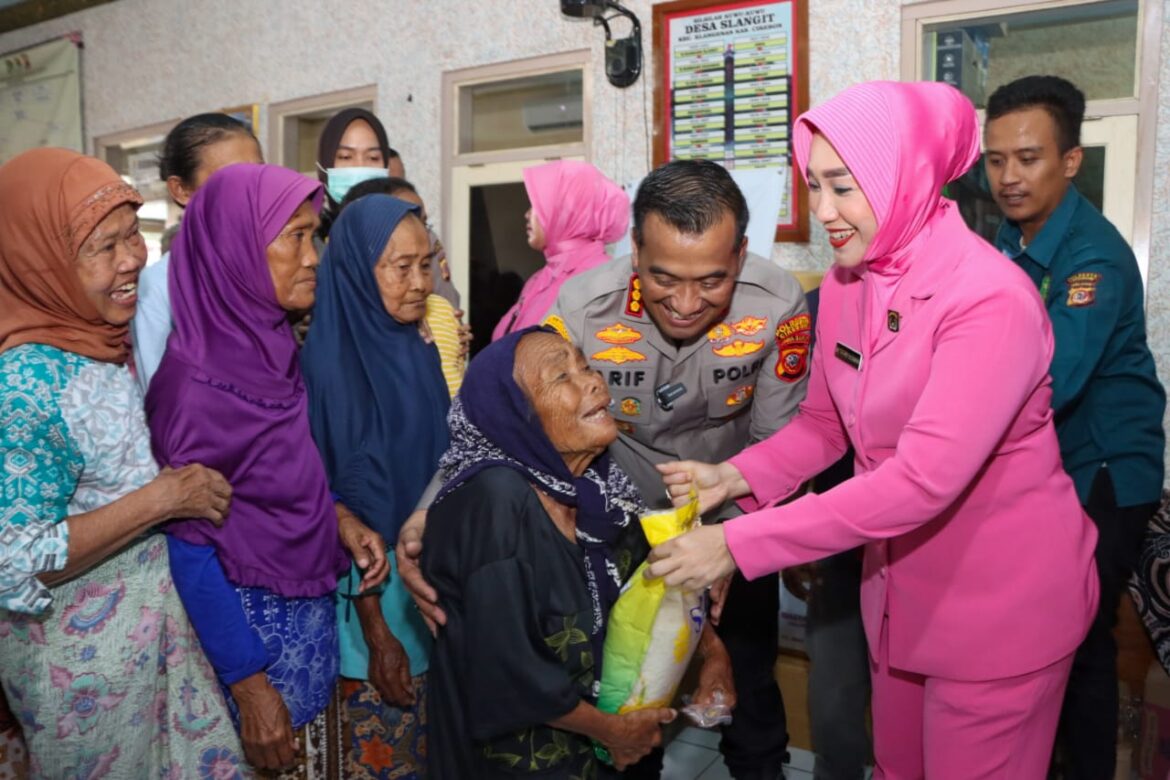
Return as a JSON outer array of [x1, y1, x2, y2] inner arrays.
[[725, 286, 1052, 580], [730, 311, 852, 512]]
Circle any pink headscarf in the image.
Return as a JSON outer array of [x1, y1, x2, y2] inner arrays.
[[792, 81, 981, 345], [492, 161, 629, 340]]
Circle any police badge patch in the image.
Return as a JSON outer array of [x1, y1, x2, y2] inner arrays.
[[774, 313, 811, 383], [1066, 272, 1101, 308]]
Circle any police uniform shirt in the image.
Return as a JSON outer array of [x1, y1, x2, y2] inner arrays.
[[995, 184, 1166, 507], [545, 252, 810, 508]]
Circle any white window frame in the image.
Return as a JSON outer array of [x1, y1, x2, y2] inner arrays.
[[440, 50, 592, 240], [900, 0, 1162, 285]]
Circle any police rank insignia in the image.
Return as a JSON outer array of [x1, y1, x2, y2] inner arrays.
[[708, 320, 764, 358], [591, 346, 647, 365], [725, 385, 755, 407], [1066, 272, 1101, 308], [595, 323, 643, 345], [707, 323, 734, 342], [542, 314, 571, 342], [712, 339, 765, 358], [619, 397, 641, 416], [775, 313, 811, 383], [731, 315, 768, 336], [625, 274, 644, 317]]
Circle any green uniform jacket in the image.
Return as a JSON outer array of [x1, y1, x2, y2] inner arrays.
[[995, 185, 1165, 506]]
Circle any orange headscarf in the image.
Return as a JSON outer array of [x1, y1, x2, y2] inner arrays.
[[0, 148, 144, 363]]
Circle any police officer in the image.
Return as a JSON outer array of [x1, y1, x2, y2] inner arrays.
[[399, 160, 809, 779], [984, 75, 1166, 780], [545, 161, 808, 780]]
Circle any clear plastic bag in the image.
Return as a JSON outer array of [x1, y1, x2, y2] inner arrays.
[[681, 690, 734, 729]]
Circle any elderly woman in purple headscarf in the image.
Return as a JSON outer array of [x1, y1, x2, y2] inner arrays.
[[146, 163, 389, 775]]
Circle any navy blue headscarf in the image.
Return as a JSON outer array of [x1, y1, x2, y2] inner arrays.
[[435, 326, 645, 678], [302, 195, 449, 542]]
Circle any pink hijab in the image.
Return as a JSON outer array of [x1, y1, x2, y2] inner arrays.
[[492, 161, 629, 340], [792, 81, 981, 345]]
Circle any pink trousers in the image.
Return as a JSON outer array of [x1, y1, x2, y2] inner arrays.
[[871, 623, 1074, 780]]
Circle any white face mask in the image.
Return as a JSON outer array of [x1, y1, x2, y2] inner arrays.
[[319, 165, 388, 203]]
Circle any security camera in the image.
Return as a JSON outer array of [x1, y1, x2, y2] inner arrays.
[[560, 0, 642, 89], [560, 0, 607, 17]]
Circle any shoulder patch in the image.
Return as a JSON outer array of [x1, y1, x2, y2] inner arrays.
[[542, 314, 571, 342], [775, 313, 811, 383], [1065, 272, 1101, 308]]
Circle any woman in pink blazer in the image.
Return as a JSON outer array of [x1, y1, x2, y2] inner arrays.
[[648, 81, 1099, 778]]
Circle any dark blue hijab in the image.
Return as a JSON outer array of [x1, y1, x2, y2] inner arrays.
[[435, 327, 645, 678], [302, 195, 449, 542]]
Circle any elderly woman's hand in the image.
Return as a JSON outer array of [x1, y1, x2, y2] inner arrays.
[[367, 624, 415, 708], [646, 524, 738, 591], [152, 464, 232, 525], [656, 460, 749, 514], [336, 504, 389, 592], [693, 626, 737, 713], [395, 509, 448, 634], [602, 708, 676, 770], [230, 672, 299, 770], [418, 318, 435, 345]]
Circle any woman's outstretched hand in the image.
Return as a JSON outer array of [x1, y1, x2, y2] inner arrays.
[[646, 524, 738, 592], [656, 460, 749, 514]]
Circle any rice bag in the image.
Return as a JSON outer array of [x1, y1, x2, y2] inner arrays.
[[595, 490, 705, 727]]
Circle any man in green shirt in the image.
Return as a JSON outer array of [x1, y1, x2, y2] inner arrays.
[[984, 75, 1165, 779]]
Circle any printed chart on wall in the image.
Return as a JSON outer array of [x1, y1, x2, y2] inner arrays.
[[653, 0, 808, 242], [0, 36, 83, 164]]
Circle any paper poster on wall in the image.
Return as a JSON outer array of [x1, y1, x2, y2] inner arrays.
[[0, 36, 83, 164], [653, 0, 808, 243]]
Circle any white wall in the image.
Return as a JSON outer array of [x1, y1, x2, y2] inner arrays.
[[3, 0, 1168, 478]]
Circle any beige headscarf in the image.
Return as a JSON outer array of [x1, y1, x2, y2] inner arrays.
[[0, 147, 143, 363]]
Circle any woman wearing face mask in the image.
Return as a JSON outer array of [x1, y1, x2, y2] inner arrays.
[[131, 113, 263, 391], [492, 161, 628, 341], [315, 108, 396, 242], [647, 81, 1099, 777]]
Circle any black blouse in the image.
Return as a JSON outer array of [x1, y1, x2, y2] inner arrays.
[[422, 467, 646, 779]]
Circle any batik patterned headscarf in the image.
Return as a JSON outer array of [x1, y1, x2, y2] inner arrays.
[[436, 326, 645, 677]]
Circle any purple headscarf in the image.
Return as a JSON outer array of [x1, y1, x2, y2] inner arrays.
[[146, 163, 347, 597]]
